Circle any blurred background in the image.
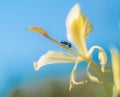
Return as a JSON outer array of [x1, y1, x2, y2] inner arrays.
[[0, 0, 120, 97]]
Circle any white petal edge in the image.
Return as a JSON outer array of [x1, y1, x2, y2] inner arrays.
[[66, 4, 80, 48], [66, 3, 80, 31], [66, 4, 92, 54], [34, 51, 76, 71], [69, 62, 87, 91], [87, 46, 108, 73]]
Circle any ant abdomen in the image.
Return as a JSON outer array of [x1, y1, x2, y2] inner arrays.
[[60, 41, 72, 48]]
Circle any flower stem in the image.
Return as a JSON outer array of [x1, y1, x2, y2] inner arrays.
[[86, 58, 111, 97]]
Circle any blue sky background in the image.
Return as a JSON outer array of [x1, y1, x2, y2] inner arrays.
[[0, 0, 120, 96]]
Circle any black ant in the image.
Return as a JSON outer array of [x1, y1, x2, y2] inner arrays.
[[60, 41, 72, 48]]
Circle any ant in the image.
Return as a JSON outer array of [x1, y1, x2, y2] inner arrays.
[[60, 41, 72, 48]]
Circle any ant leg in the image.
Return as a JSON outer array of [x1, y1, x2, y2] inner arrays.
[[68, 44, 71, 48]]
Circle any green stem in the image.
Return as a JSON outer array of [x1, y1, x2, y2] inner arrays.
[[86, 58, 111, 97]]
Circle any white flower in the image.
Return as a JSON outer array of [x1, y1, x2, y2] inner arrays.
[[29, 3, 108, 90]]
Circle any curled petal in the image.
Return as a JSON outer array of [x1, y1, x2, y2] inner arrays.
[[69, 62, 87, 91], [110, 48, 120, 94], [66, 4, 92, 54], [87, 46, 109, 73], [87, 63, 101, 83], [34, 51, 76, 71]]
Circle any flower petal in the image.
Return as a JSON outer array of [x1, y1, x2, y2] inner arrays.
[[110, 48, 120, 94], [29, 26, 48, 36], [87, 63, 101, 83], [69, 62, 87, 91], [66, 4, 92, 54], [87, 46, 110, 73], [34, 51, 76, 71]]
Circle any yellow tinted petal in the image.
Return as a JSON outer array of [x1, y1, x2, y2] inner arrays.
[[34, 51, 76, 71], [111, 48, 120, 94], [66, 4, 92, 54], [87, 63, 101, 83], [88, 46, 108, 73], [69, 62, 87, 91]]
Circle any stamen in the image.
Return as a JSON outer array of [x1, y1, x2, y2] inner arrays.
[[46, 35, 80, 56], [29, 26, 86, 59]]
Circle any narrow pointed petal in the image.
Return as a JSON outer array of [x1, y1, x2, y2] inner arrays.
[[66, 4, 92, 54], [29, 26, 48, 36], [69, 62, 87, 91], [87, 63, 101, 83], [87, 46, 110, 73], [110, 48, 120, 95], [34, 51, 76, 71]]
